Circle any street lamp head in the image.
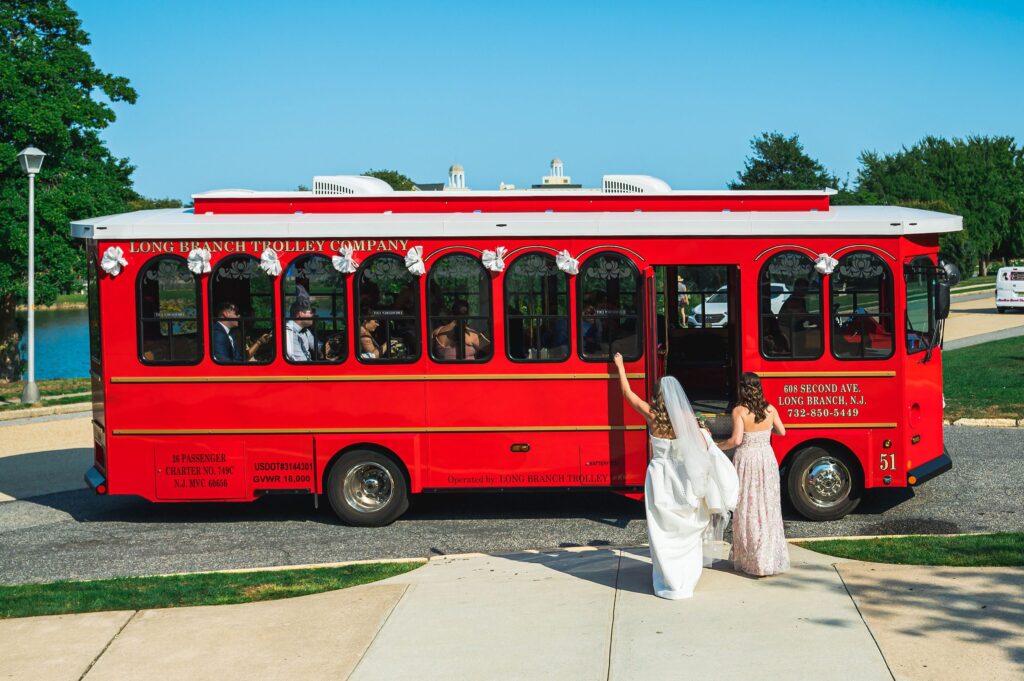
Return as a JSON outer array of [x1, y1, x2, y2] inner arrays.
[[17, 146, 46, 175]]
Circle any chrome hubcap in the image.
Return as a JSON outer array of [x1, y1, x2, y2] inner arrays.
[[801, 456, 852, 508], [343, 463, 395, 512]]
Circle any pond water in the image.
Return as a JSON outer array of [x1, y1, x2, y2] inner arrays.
[[16, 307, 90, 380]]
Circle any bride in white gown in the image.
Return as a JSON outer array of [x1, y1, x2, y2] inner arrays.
[[613, 353, 739, 599]]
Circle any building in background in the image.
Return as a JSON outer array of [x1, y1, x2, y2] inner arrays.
[[446, 163, 467, 190], [532, 158, 582, 189]]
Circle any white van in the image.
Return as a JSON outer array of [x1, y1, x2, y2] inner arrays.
[[995, 266, 1024, 312]]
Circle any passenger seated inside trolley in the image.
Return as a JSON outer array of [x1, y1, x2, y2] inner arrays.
[[212, 301, 272, 363], [430, 299, 492, 361], [284, 299, 316, 362], [358, 313, 385, 359]]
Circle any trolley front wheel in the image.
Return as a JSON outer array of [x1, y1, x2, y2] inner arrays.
[[786, 446, 862, 521], [327, 450, 409, 526]]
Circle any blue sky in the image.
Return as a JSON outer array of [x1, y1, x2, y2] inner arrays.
[[76, 0, 1024, 201]]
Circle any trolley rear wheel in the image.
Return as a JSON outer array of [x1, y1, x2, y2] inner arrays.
[[327, 450, 409, 526], [786, 446, 862, 521]]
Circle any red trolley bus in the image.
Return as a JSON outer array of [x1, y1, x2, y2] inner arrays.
[[73, 175, 960, 525]]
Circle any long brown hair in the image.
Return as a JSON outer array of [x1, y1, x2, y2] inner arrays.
[[648, 385, 676, 438], [738, 372, 770, 423]]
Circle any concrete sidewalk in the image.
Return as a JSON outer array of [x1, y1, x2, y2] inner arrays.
[[5, 545, 1023, 680], [2, 544, 890, 681]]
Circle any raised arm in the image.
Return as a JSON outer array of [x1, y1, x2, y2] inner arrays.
[[612, 352, 652, 422], [716, 406, 745, 450]]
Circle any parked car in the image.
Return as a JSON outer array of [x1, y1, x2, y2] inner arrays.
[[995, 266, 1024, 313], [688, 283, 791, 327]]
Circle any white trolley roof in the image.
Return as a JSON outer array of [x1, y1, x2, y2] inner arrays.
[[71, 205, 962, 241]]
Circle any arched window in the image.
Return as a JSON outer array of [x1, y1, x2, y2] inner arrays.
[[137, 256, 201, 364], [356, 254, 420, 363], [578, 252, 642, 361], [427, 253, 492, 362], [830, 251, 895, 360], [210, 255, 275, 364], [282, 255, 347, 364], [759, 252, 823, 359], [505, 253, 569, 362]]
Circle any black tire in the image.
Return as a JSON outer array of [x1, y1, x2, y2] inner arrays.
[[326, 450, 409, 527], [786, 445, 862, 521], [997, 306, 1005, 314]]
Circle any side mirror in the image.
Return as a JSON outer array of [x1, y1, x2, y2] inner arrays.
[[936, 281, 951, 320], [939, 257, 962, 287]]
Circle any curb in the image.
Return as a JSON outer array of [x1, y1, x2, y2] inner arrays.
[[789, 531, 998, 543], [0, 402, 91, 422], [157, 556, 428, 579], [945, 418, 1023, 428]]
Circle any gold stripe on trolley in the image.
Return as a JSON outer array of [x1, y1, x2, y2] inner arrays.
[[786, 423, 897, 430], [756, 371, 896, 378], [110, 373, 644, 384], [112, 425, 649, 436]]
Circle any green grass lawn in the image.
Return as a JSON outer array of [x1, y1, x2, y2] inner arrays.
[[0, 377, 92, 410], [0, 561, 424, 619], [797, 533, 1024, 567], [943, 335, 1024, 420]]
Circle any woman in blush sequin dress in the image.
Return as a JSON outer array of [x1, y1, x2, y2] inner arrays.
[[717, 372, 790, 577]]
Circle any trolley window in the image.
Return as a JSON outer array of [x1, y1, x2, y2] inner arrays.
[[831, 251, 895, 360], [210, 255, 275, 364], [356, 254, 421, 363], [505, 253, 569, 362], [759, 252, 823, 360], [427, 253, 492, 363], [578, 252, 642, 361], [904, 256, 937, 354], [137, 256, 202, 365], [282, 254, 347, 364], [87, 246, 102, 365]]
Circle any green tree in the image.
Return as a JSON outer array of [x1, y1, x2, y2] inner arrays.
[[127, 196, 183, 211], [730, 132, 841, 191], [0, 0, 138, 382], [854, 136, 1024, 274], [363, 169, 416, 191]]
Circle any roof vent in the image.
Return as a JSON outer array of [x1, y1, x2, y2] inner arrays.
[[602, 175, 672, 194], [313, 175, 394, 196]]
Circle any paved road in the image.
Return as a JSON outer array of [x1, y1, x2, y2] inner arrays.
[[1, 423, 1021, 584]]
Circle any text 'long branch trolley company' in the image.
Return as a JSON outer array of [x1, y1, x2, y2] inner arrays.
[[74, 173, 961, 525]]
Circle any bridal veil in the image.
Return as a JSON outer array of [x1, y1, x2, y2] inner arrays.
[[659, 376, 739, 566]]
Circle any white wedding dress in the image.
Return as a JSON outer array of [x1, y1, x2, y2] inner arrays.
[[646, 435, 711, 599], [645, 378, 740, 600]]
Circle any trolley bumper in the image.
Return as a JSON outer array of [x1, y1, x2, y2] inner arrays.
[[908, 448, 953, 487]]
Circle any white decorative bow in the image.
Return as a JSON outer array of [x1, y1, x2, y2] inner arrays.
[[260, 248, 282, 277], [331, 246, 359, 273], [187, 248, 212, 275], [100, 246, 128, 277], [405, 245, 425, 276], [555, 249, 580, 275], [814, 253, 839, 275], [481, 246, 507, 273]]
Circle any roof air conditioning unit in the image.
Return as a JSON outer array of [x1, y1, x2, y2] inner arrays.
[[313, 175, 394, 196], [602, 175, 672, 194]]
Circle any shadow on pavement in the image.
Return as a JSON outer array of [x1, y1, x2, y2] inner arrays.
[[12, 486, 647, 528], [0, 447, 92, 500], [840, 565, 1024, 676]]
